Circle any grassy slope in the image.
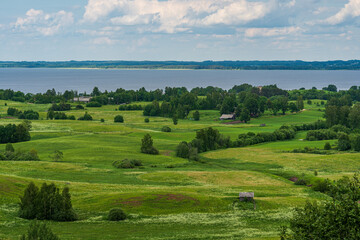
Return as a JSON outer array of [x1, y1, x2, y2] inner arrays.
[[0, 100, 358, 239]]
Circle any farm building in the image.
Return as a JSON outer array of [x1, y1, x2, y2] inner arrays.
[[73, 97, 92, 103], [239, 192, 254, 201], [219, 114, 236, 120]]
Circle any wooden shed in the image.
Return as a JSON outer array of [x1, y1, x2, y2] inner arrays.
[[239, 192, 254, 201], [219, 114, 236, 120]]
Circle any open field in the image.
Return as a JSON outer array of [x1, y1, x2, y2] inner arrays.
[[0, 100, 358, 239]]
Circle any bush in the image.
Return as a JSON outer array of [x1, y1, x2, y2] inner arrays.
[[78, 112, 92, 121], [294, 179, 307, 185], [67, 115, 76, 120], [100, 118, 105, 122], [112, 159, 142, 169], [108, 208, 126, 221], [161, 126, 171, 132], [20, 221, 59, 240], [7, 107, 21, 116], [114, 115, 124, 123], [338, 133, 351, 151], [19, 110, 39, 120], [351, 134, 360, 152], [144, 118, 149, 123], [141, 134, 159, 155], [324, 142, 331, 150], [193, 111, 200, 121], [86, 102, 102, 107], [75, 105, 84, 110]]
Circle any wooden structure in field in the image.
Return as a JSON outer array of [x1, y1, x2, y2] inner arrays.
[[239, 192, 256, 210]]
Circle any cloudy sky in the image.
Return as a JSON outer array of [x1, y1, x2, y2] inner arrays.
[[1, 0, 360, 61]]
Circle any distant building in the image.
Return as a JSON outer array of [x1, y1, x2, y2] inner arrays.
[[219, 114, 236, 120], [73, 97, 92, 103], [239, 192, 256, 209]]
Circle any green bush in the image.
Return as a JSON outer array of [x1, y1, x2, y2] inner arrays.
[[113, 159, 143, 169], [324, 142, 331, 150], [78, 112, 92, 121], [75, 105, 84, 110], [161, 126, 171, 132], [20, 221, 59, 240], [108, 208, 126, 221], [294, 179, 307, 185], [100, 118, 105, 122], [86, 102, 102, 107], [114, 115, 124, 123], [141, 134, 159, 155], [144, 118, 149, 123]]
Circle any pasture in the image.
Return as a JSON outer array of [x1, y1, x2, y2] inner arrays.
[[0, 100, 357, 239]]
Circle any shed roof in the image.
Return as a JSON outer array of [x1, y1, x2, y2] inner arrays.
[[220, 114, 235, 119], [239, 192, 254, 198]]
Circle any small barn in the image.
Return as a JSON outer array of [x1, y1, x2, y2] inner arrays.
[[219, 114, 236, 120], [239, 192, 254, 202]]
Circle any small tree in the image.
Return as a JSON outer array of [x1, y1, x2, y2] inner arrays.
[[52, 150, 63, 162], [324, 142, 331, 150], [172, 115, 178, 125], [20, 221, 59, 240], [108, 208, 127, 221], [240, 109, 250, 123], [193, 111, 200, 121], [5, 143, 14, 152], [144, 118, 149, 123], [141, 134, 159, 155], [161, 126, 171, 132], [114, 115, 124, 123], [351, 134, 360, 152], [338, 133, 351, 151]]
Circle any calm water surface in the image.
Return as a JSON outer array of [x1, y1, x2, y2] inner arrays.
[[0, 68, 359, 93]]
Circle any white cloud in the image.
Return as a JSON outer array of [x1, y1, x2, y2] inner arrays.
[[201, 1, 271, 26], [324, 0, 360, 25], [244, 26, 302, 38], [90, 37, 117, 45], [83, 0, 275, 33], [14, 9, 74, 36]]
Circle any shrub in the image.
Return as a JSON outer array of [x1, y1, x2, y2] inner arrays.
[[75, 105, 84, 110], [144, 118, 149, 123], [86, 102, 102, 107], [5, 143, 14, 152], [114, 115, 124, 123], [20, 221, 59, 240], [19, 110, 39, 120], [78, 112, 92, 121], [351, 134, 360, 152], [172, 115, 178, 125], [100, 118, 105, 123], [108, 208, 126, 221], [112, 159, 143, 169], [294, 179, 307, 185], [7, 107, 21, 116], [324, 142, 331, 150], [176, 142, 190, 158], [141, 134, 159, 155], [161, 126, 171, 132], [67, 115, 76, 120], [193, 111, 200, 121], [338, 133, 351, 151]]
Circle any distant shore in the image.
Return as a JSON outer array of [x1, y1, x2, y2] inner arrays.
[[1, 60, 360, 70]]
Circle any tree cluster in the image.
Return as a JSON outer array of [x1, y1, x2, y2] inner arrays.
[[19, 182, 77, 221]]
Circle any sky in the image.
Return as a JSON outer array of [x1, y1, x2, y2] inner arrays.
[[1, 0, 360, 61]]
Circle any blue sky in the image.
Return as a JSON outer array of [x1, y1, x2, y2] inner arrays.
[[1, 0, 360, 61]]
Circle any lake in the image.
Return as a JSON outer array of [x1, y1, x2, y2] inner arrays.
[[0, 68, 359, 93]]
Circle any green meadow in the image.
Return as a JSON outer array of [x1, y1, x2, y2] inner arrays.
[[0, 99, 358, 239]]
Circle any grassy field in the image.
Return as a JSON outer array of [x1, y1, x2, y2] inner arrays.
[[0, 100, 358, 239]]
